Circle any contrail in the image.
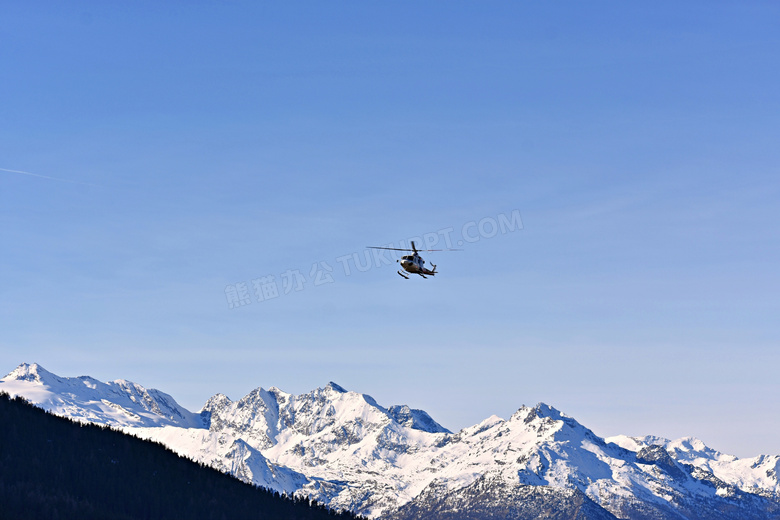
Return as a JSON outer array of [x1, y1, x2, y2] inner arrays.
[[0, 167, 99, 187]]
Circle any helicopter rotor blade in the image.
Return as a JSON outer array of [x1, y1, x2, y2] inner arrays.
[[367, 246, 463, 252], [366, 246, 413, 252]]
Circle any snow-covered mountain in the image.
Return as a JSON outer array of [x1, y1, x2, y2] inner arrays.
[[0, 362, 202, 428], [2, 363, 779, 519]]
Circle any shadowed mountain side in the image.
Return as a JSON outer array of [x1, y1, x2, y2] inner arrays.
[[384, 476, 620, 520]]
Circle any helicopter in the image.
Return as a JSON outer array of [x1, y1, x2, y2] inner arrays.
[[367, 241, 460, 279]]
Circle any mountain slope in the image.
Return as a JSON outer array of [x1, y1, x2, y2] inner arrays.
[[2, 362, 779, 519]]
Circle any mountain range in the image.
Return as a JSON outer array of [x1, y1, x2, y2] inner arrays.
[[2, 363, 779, 519]]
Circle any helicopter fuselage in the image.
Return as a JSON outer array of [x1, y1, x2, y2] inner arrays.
[[399, 253, 436, 277]]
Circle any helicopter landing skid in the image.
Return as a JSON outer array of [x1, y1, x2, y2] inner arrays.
[[397, 270, 410, 279]]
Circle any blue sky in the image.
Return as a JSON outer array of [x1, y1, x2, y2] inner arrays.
[[2, 2, 779, 458]]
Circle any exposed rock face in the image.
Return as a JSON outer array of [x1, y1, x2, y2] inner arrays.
[[385, 477, 621, 520]]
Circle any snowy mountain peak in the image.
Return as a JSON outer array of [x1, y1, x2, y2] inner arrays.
[[202, 392, 232, 410], [387, 404, 451, 434], [509, 403, 561, 428], [665, 436, 732, 461], [508, 402, 574, 426], [326, 381, 347, 393], [4, 362, 56, 384], [532, 402, 567, 420], [609, 434, 734, 462]]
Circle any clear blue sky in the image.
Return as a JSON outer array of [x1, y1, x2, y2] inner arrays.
[[2, 2, 779, 458]]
